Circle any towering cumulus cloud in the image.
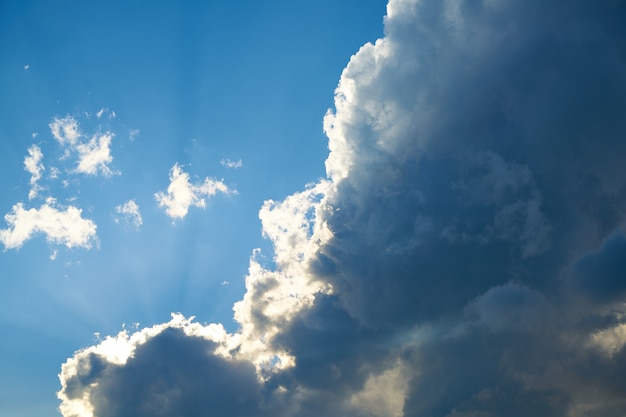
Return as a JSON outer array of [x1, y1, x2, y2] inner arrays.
[[58, 1, 626, 416]]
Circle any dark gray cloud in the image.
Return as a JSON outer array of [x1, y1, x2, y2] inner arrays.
[[59, 0, 626, 416]]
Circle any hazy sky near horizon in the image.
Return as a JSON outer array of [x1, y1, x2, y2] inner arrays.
[[4, 1, 626, 416]]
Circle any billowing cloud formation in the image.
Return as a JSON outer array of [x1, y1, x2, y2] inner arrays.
[[0, 199, 97, 250], [59, 1, 626, 416], [114, 200, 142, 228], [155, 163, 235, 219]]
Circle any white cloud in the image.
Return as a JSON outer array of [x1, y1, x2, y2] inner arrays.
[[48, 115, 118, 176], [115, 200, 142, 228], [23, 144, 44, 200], [221, 158, 243, 169], [0, 200, 97, 250], [50, 116, 81, 147], [154, 163, 235, 219], [24, 64, 29, 70], [75, 132, 116, 176]]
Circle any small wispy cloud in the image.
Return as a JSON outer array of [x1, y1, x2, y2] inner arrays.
[[49, 116, 81, 148], [24, 64, 29, 70], [221, 158, 243, 169], [129, 129, 140, 142], [48, 115, 118, 176], [23, 145, 45, 200], [0, 199, 97, 250], [94, 108, 116, 120], [155, 163, 236, 219], [115, 200, 142, 228]]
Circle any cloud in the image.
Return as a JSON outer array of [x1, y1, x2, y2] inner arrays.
[[221, 158, 243, 169], [74, 132, 115, 176], [50, 116, 81, 148], [94, 108, 116, 120], [57, 314, 262, 417], [59, 1, 626, 416], [129, 129, 140, 142], [114, 200, 142, 228], [24, 144, 45, 199], [155, 163, 235, 219], [0, 199, 97, 250], [48, 115, 117, 176]]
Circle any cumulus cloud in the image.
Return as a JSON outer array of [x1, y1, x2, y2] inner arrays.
[[114, 200, 142, 228], [0, 199, 97, 250], [221, 158, 243, 169], [59, 1, 626, 416], [155, 163, 235, 219]]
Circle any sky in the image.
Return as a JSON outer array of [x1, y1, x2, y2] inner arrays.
[[2, 0, 626, 416]]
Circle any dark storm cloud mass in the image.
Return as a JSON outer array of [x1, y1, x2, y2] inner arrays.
[[59, 1, 626, 416]]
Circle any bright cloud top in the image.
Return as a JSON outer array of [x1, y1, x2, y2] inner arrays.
[[0, 199, 97, 250], [155, 163, 235, 219], [58, 1, 626, 416]]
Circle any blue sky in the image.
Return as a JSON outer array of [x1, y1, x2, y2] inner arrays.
[[0, 1, 386, 415], [5, 1, 626, 417]]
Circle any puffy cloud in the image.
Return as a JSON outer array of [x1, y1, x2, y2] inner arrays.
[[0, 199, 97, 250], [155, 163, 235, 219], [24, 144, 44, 199], [59, 1, 626, 416], [114, 200, 142, 228], [57, 314, 260, 417]]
